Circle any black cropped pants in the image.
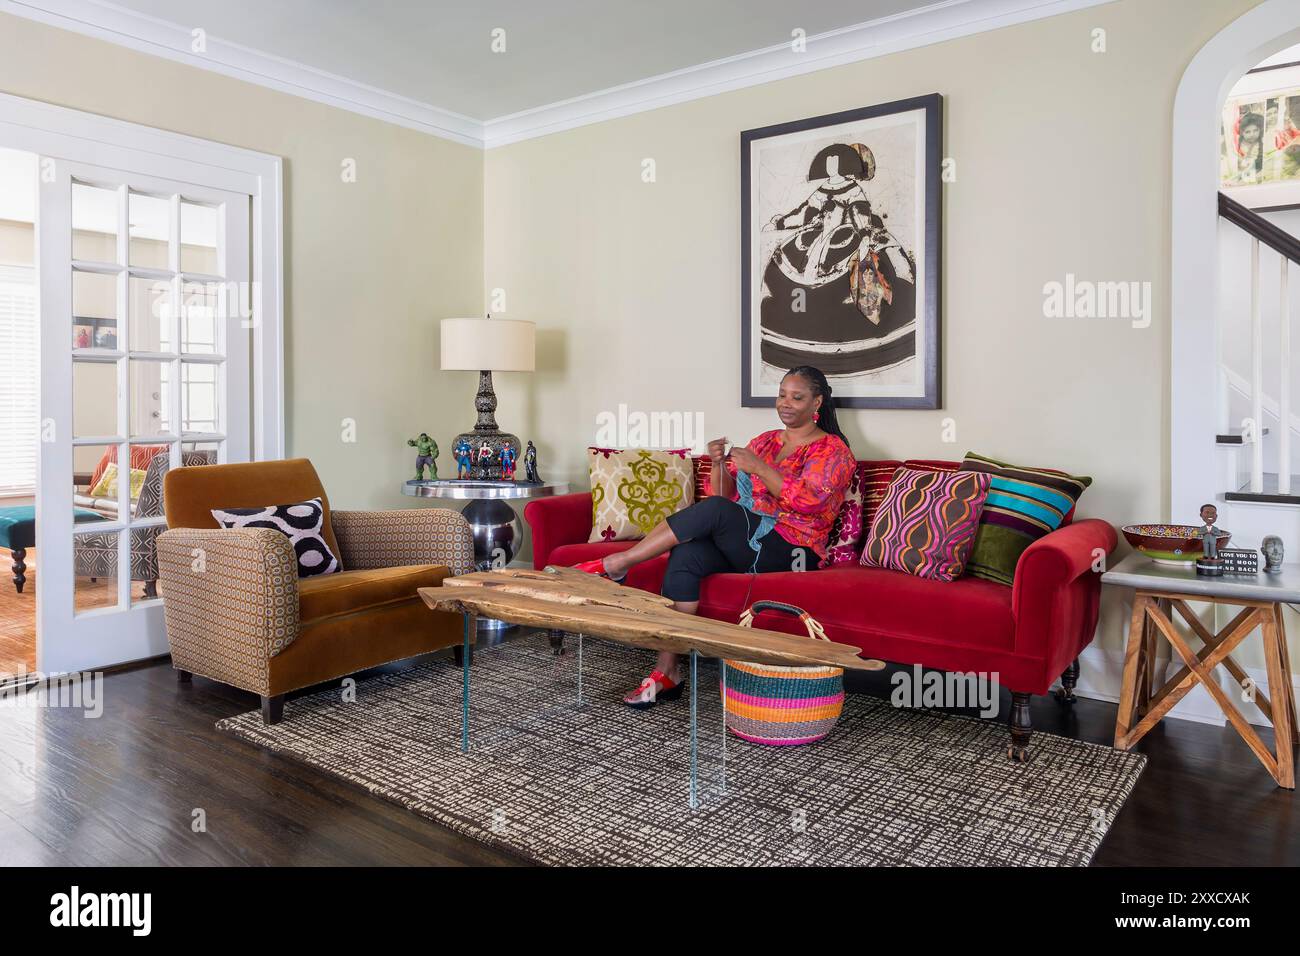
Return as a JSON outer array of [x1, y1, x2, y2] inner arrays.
[[661, 496, 808, 602]]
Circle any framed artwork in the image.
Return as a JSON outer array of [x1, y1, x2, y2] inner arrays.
[[741, 94, 942, 409], [1220, 73, 1300, 210]]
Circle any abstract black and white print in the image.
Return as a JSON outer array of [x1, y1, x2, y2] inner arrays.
[[742, 96, 942, 409], [211, 497, 341, 578]]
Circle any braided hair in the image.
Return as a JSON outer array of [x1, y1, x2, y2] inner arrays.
[[784, 365, 848, 446]]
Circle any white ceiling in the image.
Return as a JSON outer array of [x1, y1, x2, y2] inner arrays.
[[100, 0, 933, 120], [5, 0, 1115, 146]]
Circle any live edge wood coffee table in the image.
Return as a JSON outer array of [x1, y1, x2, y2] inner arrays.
[[419, 566, 882, 808], [1102, 553, 1299, 788]]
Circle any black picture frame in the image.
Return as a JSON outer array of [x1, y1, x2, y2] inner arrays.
[[740, 94, 943, 409]]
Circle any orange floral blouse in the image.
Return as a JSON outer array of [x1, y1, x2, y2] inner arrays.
[[706, 430, 856, 559]]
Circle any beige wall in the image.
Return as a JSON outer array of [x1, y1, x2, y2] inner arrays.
[[482, 0, 1276, 663], [3, 1, 1293, 677], [0, 10, 484, 509]]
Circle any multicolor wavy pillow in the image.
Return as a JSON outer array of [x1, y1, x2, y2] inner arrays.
[[958, 452, 1092, 585], [860, 467, 991, 582], [823, 460, 901, 566], [588, 447, 695, 543]]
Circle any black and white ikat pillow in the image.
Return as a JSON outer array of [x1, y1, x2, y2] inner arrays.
[[211, 497, 341, 578]]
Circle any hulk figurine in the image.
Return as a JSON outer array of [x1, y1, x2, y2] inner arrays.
[[407, 432, 439, 480]]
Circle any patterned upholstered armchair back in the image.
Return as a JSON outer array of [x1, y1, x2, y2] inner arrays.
[[136, 450, 218, 520]]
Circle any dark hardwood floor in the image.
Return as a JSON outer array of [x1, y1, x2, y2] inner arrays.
[[0, 643, 1296, 866]]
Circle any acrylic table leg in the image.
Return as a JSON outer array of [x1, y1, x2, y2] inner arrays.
[[461, 612, 472, 753], [720, 658, 728, 796], [574, 632, 585, 707], [689, 648, 699, 810]]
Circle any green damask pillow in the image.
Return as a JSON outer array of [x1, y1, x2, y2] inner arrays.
[[587, 447, 695, 543]]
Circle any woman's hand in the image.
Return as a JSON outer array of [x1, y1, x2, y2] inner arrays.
[[730, 445, 784, 494], [729, 446, 763, 475], [707, 437, 728, 464]]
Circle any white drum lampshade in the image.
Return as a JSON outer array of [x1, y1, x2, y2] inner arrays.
[[440, 317, 535, 482], [440, 317, 535, 372]]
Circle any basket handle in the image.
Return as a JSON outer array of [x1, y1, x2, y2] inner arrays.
[[738, 600, 830, 642]]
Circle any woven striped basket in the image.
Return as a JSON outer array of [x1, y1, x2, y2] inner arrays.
[[723, 601, 844, 746]]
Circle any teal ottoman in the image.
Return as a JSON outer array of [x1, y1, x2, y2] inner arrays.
[[0, 505, 105, 594]]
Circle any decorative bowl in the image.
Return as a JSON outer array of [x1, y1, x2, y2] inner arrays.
[[1121, 524, 1232, 565]]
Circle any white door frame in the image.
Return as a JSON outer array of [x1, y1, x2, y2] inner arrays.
[[0, 91, 284, 461], [1170, 0, 1300, 522]]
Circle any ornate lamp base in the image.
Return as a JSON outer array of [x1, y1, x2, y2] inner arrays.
[[453, 370, 521, 480]]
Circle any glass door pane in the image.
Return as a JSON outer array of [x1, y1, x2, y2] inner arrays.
[[39, 157, 250, 673]]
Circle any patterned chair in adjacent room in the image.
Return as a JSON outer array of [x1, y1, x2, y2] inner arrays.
[[155, 458, 474, 723]]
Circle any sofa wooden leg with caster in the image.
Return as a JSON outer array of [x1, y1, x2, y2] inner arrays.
[[1055, 657, 1080, 704], [1008, 691, 1033, 763]]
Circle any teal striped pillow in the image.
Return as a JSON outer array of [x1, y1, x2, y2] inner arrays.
[[957, 452, 1092, 585]]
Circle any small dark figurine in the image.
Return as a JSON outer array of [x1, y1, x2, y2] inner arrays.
[[524, 440, 540, 483], [1262, 535, 1284, 574], [500, 444, 517, 481], [1194, 503, 1227, 576], [454, 437, 473, 479], [406, 432, 438, 481], [477, 440, 495, 468]]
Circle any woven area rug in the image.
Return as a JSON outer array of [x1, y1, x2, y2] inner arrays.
[[217, 635, 1145, 866]]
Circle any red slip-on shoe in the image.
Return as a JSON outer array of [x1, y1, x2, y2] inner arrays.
[[571, 557, 626, 583], [623, 669, 686, 710]]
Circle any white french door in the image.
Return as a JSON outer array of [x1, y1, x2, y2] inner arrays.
[[38, 159, 250, 674]]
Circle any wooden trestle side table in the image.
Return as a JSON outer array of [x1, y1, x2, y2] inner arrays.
[[1102, 553, 1299, 789]]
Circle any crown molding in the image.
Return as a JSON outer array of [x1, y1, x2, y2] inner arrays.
[[482, 0, 1115, 147], [3, 0, 1115, 151], [0, 0, 485, 147]]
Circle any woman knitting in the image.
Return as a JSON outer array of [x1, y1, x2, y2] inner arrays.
[[574, 365, 855, 708]]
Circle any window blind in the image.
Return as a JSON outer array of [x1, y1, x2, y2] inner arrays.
[[0, 264, 37, 497]]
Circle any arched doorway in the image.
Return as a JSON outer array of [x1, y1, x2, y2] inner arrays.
[[1171, 0, 1300, 532]]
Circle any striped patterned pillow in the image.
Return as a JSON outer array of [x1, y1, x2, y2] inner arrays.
[[958, 452, 1092, 585], [860, 467, 991, 582], [824, 460, 900, 566], [692, 455, 713, 501]]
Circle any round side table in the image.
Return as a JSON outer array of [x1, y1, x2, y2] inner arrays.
[[401, 478, 570, 632]]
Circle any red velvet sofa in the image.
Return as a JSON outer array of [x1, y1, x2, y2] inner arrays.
[[524, 458, 1117, 760]]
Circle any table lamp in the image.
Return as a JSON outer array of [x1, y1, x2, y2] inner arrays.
[[441, 316, 535, 480]]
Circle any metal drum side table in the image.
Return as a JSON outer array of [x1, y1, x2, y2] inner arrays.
[[401, 479, 570, 632]]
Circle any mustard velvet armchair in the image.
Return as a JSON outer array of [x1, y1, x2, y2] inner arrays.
[[156, 458, 474, 723]]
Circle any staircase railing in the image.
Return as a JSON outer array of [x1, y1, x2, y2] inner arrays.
[[1218, 192, 1299, 494]]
